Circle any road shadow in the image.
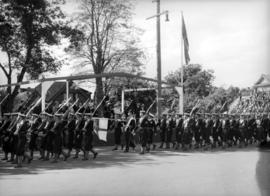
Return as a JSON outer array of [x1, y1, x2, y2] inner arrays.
[[256, 142, 270, 196], [0, 147, 189, 176]]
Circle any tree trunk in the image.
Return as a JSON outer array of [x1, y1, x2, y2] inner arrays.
[[95, 76, 104, 116]]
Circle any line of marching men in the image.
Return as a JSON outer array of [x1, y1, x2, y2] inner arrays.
[[111, 111, 270, 154], [1, 108, 270, 168]]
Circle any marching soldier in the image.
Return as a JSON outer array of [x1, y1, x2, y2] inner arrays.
[[0, 113, 12, 160], [112, 113, 123, 151], [158, 114, 167, 149], [14, 114, 31, 168], [212, 114, 220, 148], [166, 113, 175, 149], [124, 111, 136, 152], [147, 114, 156, 152], [194, 113, 203, 149], [203, 113, 213, 149], [28, 113, 42, 159], [73, 113, 84, 159], [64, 113, 76, 159], [36, 113, 47, 160], [138, 110, 149, 154], [44, 113, 55, 161], [174, 113, 183, 150], [51, 114, 67, 163], [81, 113, 98, 160]]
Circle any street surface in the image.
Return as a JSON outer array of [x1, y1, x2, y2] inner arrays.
[[0, 146, 269, 196]]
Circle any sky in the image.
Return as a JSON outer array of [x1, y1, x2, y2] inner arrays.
[[0, 0, 269, 88]]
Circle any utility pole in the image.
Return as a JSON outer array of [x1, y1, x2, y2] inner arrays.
[[146, 0, 169, 119], [156, 0, 162, 119]]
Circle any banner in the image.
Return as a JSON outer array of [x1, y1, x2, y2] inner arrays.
[[175, 86, 183, 114], [41, 81, 54, 111], [93, 118, 108, 142]]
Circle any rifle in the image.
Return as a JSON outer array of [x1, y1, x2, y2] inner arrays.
[[93, 96, 107, 116], [63, 98, 79, 119], [75, 98, 90, 115], [55, 97, 72, 114], [0, 94, 9, 105], [190, 99, 200, 116], [146, 99, 156, 114], [26, 98, 42, 117]]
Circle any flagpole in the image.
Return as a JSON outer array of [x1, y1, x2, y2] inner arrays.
[[180, 11, 184, 115]]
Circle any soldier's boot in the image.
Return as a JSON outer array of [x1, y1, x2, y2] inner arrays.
[[14, 156, 23, 168], [159, 142, 164, 149], [11, 155, 18, 164], [24, 152, 32, 164], [139, 147, 145, 155], [112, 145, 118, 151], [7, 153, 14, 162], [166, 143, 170, 149], [82, 151, 89, 161], [39, 150, 45, 160], [44, 152, 50, 161], [1, 152, 8, 160], [91, 150, 98, 159], [73, 150, 79, 159]]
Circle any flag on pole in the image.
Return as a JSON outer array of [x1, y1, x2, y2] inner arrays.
[[182, 13, 190, 65], [93, 118, 108, 142]]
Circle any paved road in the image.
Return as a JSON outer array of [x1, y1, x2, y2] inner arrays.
[[0, 146, 269, 196]]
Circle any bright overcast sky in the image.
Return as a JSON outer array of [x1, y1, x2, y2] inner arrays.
[[0, 0, 269, 88]]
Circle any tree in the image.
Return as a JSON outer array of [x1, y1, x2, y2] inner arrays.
[[165, 64, 214, 112], [0, 0, 72, 111], [66, 0, 145, 114]]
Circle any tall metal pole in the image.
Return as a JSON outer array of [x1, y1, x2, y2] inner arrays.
[[156, 0, 162, 119]]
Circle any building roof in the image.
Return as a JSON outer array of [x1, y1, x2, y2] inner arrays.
[[34, 81, 91, 102], [253, 74, 270, 88]]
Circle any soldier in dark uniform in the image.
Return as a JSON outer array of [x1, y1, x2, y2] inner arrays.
[[124, 111, 136, 152], [203, 113, 213, 149], [138, 110, 149, 154], [28, 113, 42, 159], [182, 113, 192, 150], [261, 113, 269, 143], [227, 114, 235, 147], [14, 114, 31, 168], [147, 114, 156, 152], [0, 113, 12, 160], [256, 114, 263, 143], [51, 114, 68, 163], [8, 113, 20, 163], [234, 114, 241, 146], [158, 114, 167, 149], [81, 113, 98, 160], [174, 113, 183, 150], [166, 113, 175, 149], [44, 113, 55, 160], [194, 113, 203, 149], [221, 113, 230, 148], [212, 114, 220, 148], [239, 114, 248, 147], [73, 113, 84, 159], [64, 113, 76, 159], [36, 113, 47, 160], [112, 113, 123, 151]]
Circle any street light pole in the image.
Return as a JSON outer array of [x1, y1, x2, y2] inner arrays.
[[156, 0, 162, 119], [146, 0, 168, 119]]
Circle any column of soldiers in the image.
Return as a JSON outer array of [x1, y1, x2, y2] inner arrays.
[[111, 111, 270, 154], [0, 103, 99, 167], [1, 102, 270, 168]]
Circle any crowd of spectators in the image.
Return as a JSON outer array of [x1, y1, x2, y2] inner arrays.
[[231, 91, 270, 114]]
